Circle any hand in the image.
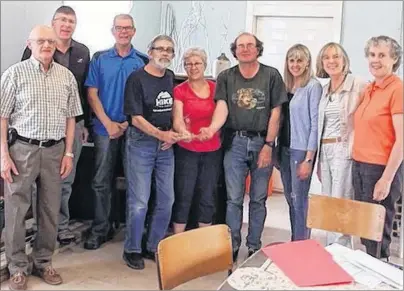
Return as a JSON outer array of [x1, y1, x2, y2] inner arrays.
[[160, 130, 180, 144], [107, 121, 124, 139], [316, 163, 322, 183], [161, 142, 173, 151], [81, 126, 89, 143], [119, 121, 129, 130], [297, 161, 312, 180], [178, 130, 193, 143], [257, 145, 272, 168], [60, 156, 73, 179], [373, 178, 392, 201], [197, 127, 215, 141], [1, 153, 19, 183]]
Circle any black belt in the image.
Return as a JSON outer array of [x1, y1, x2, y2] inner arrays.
[[17, 135, 64, 148], [232, 130, 266, 138]]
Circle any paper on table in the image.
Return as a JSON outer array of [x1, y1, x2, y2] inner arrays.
[[262, 239, 354, 287]]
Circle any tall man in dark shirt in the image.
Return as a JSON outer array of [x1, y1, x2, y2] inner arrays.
[[123, 35, 180, 270], [200, 32, 288, 262], [21, 6, 90, 245]]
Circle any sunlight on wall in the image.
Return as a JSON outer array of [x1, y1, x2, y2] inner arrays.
[[63, 1, 133, 55]]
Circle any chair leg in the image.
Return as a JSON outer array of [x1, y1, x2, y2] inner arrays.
[[376, 241, 382, 259]]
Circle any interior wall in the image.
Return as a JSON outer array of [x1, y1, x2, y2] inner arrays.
[[1, 1, 62, 74]]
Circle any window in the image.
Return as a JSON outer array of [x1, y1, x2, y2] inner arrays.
[[63, 1, 133, 55]]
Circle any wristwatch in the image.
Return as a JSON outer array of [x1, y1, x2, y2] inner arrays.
[[265, 141, 275, 148], [64, 152, 74, 158]]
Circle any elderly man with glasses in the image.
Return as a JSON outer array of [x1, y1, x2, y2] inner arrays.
[[21, 5, 91, 245], [1, 25, 83, 290], [83, 14, 148, 250]]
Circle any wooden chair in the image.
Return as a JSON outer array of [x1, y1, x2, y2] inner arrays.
[[306, 194, 386, 258], [156, 224, 233, 290]]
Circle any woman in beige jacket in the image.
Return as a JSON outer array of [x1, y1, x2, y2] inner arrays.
[[315, 42, 366, 247]]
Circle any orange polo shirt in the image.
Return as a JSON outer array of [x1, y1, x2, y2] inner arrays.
[[352, 74, 403, 166]]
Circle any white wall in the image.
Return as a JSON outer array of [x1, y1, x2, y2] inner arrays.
[[1, 1, 62, 74]]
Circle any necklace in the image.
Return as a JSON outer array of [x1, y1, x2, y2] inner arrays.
[[328, 75, 346, 102]]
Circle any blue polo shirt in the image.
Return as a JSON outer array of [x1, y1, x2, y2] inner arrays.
[[85, 46, 148, 136]]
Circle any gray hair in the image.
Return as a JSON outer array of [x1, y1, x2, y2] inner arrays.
[[364, 35, 402, 72], [182, 47, 208, 67], [113, 14, 135, 28], [147, 34, 175, 52]]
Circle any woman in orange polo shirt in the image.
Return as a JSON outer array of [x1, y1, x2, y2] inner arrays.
[[352, 36, 403, 260]]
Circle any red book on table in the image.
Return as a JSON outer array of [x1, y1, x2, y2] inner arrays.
[[262, 239, 354, 287]]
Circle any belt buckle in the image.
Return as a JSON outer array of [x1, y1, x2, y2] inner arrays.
[[238, 131, 246, 138], [39, 140, 48, 148]]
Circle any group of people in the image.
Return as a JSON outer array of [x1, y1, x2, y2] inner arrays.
[[0, 4, 402, 291]]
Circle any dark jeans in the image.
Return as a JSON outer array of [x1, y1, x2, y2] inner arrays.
[[124, 126, 174, 253], [172, 146, 222, 224], [352, 160, 403, 258], [279, 147, 313, 241], [224, 134, 274, 252], [90, 133, 125, 237]]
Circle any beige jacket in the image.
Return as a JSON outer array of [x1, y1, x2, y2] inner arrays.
[[317, 74, 367, 160]]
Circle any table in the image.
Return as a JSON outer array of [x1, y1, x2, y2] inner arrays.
[[217, 250, 394, 290]]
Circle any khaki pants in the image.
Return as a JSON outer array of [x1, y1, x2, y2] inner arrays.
[[4, 139, 64, 275]]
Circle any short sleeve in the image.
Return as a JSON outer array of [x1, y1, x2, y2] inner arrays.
[[270, 69, 288, 109], [85, 54, 100, 89], [124, 72, 144, 116], [173, 84, 184, 102], [214, 70, 228, 102], [0, 68, 17, 118], [390, 84, 404, 115]]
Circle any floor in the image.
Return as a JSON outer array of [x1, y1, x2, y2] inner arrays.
[[0, 194, 402, 290]]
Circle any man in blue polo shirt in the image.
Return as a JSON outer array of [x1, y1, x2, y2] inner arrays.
[[84, 13, 148, 250]]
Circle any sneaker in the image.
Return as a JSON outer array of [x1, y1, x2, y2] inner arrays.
[[247, 248, 257, 258], [9, 272, 27, 291], [58, 231, 76, 245], [142, 250, 156, 262], [123, 252, 145, 270], [32, 266, 62, 285]]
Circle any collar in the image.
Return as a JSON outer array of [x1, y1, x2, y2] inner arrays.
[[56, 39, 75, 53], [323, 74, 355, 96], [29, 55, 54, 71], [372, 74, 398, 89], [109, 45, 135, 58]]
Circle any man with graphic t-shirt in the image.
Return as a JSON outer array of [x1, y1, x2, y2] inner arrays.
[[199, 32, 288, 262], [123, 35, 179, 270]]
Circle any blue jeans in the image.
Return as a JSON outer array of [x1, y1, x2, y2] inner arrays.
[[279, 147, 313, 241], [224, 134, 273, 252], [90, 133, 125, 237], [124, 126, 174, 253]]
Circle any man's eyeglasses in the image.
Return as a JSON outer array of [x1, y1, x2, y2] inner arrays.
[[30, 39, 56, 46], [53, 17, 76, 25], [151, 46, 175, 55], [236, 43, 257, 50], [114, 26, 134, 32], [184, 62, 204, 69]]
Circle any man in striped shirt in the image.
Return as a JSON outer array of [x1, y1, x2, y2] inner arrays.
[[0, 25, 82, 290]]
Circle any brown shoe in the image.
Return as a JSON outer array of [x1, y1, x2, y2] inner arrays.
[[9, 272, 27, 291], [32, 266, 62, 285]]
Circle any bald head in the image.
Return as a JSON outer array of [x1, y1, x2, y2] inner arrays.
[[27, 25, 57, 67]]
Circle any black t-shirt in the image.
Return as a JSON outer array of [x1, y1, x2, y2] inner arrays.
[[124, 67, 174, 128], [279, 92, 294, 147], [214, 63, 288, 131]]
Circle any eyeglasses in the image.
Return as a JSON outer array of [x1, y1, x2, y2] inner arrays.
[[53, 17, 76, 25], [184, 62, 204, 68], [30, 39, 56, 46], [151, 46, 175, 54], [114, 26, 134, 32], [236, 43, 257, 50]]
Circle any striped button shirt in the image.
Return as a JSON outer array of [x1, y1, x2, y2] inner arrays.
[[1, 57, 83, 140]]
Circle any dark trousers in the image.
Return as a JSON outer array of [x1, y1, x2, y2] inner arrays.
[[352, 160, 403, 258], [172, 146, 222, 224]]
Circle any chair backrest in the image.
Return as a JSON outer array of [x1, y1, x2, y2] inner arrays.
[[156, 224, 233, 290], [306, 195, 386, 241]]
